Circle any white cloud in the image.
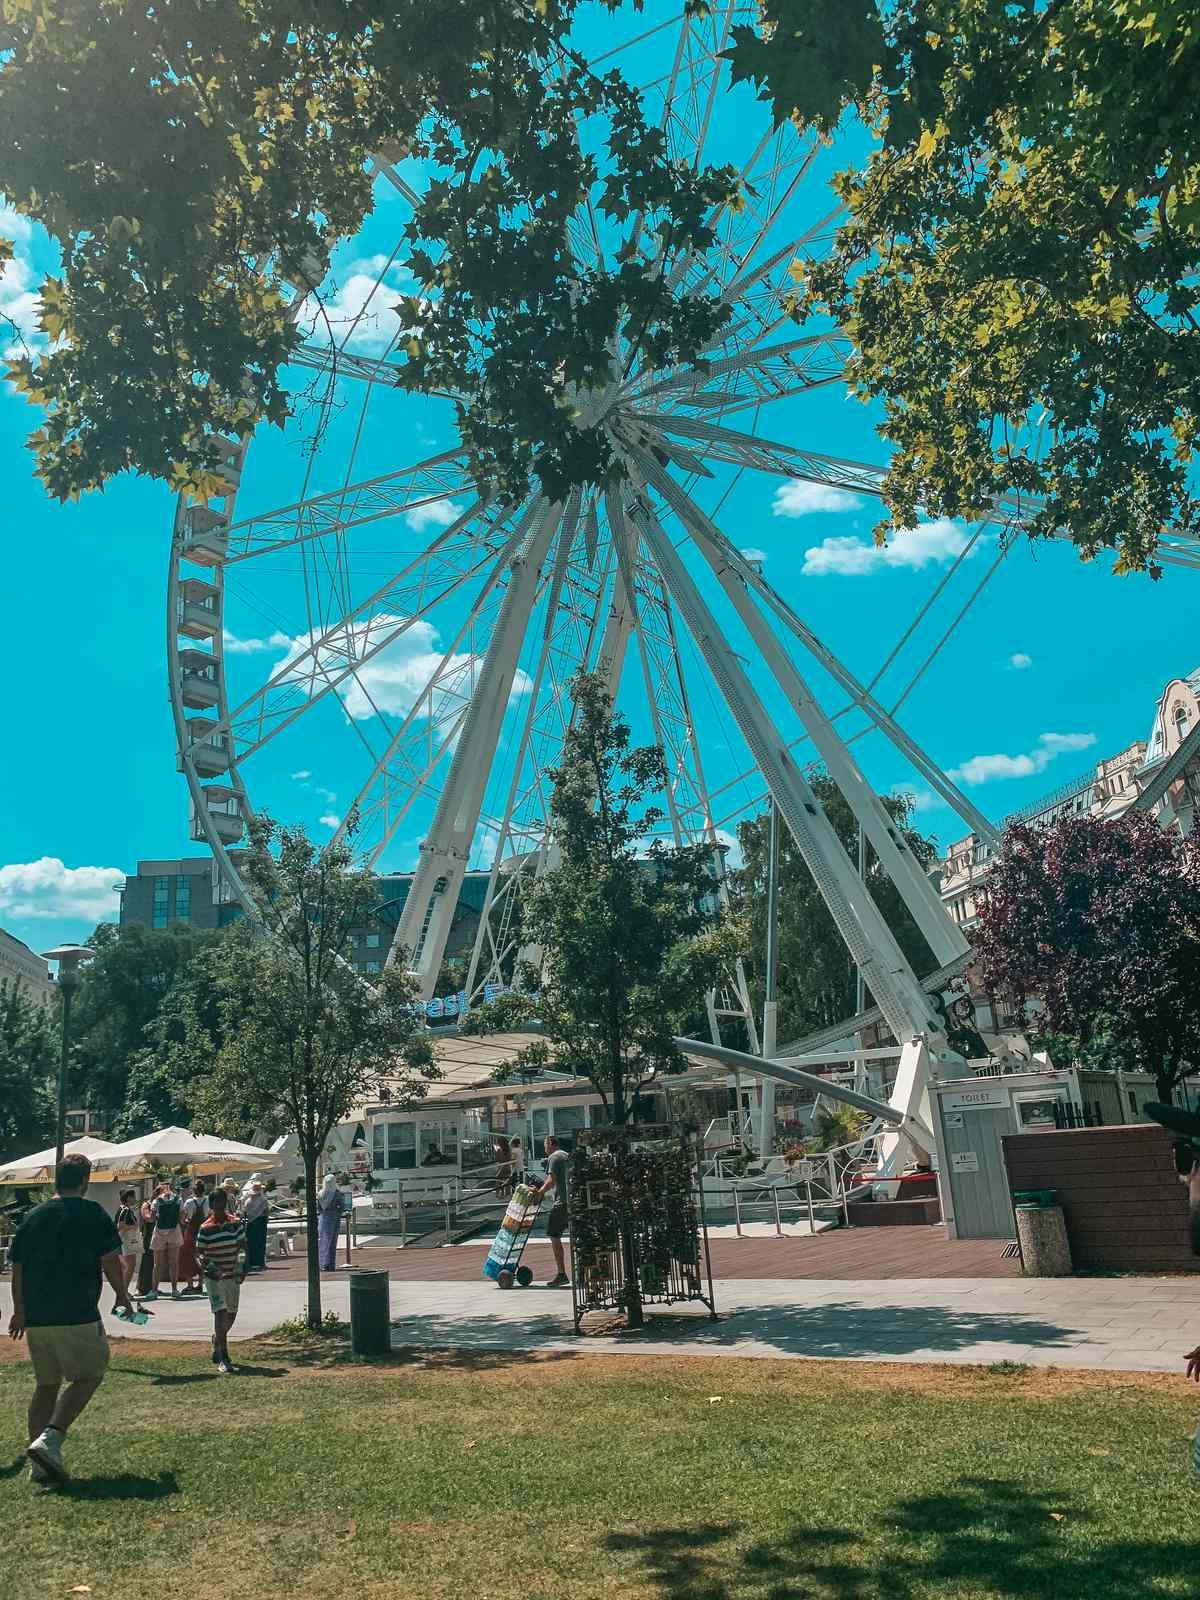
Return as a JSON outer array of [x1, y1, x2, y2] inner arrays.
[[1008, 652, 1033, 670], [296, 253, 413, 356], [223, 628, 293, 654], [315, 786, 337, 804], [740, 547, 767, 564], [1, 205, 43, 359], [269, 612, 533, 723], [801, 519, 972, 577], [404, 499, 462, 535], [0, 858, 125, 922], [773, 481, 863, 518], [949, 732, 1096, 787], [891, 786, 940, 815], [319, 813, 340, 829], [291, 769, 311, 781]]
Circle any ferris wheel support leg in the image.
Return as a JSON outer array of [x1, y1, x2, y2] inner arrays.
[[875, 1039, 936, 1189], [638, 460, 967, 969], [391, 498, 562, 998], [631, 480, 953, 1058]]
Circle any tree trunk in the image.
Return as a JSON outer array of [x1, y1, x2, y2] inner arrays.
[[303, 1150, 322, 1331], [611, 1086, 644, 1330]]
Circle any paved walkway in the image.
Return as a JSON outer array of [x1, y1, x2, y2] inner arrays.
[[265, 1227, 1021, 1282], [5, 1273, 1197, 1373]]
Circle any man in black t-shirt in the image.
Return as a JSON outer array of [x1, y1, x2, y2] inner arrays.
[[8, 1152, 133, 1485]]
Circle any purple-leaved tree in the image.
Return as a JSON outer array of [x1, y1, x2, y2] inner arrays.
[[976, 813, 1200, 1103]]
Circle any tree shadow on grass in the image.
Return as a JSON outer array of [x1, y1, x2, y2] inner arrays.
[[602, 1479, 1200, 1600], [59, 1469, 180, 1504]]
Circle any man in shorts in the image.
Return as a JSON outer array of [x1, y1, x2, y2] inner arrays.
[[8, 1152, 134, 1485], [195, 1187, 246, 1374], [530, 1135, 571, 1288]]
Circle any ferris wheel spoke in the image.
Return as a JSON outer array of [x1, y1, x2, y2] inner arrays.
[[390, 497, 563, 996], [222, 449, 475, 564], [218, 497, 515, 760]]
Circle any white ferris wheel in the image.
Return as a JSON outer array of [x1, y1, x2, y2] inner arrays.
[[165, 3, 1182, 1132]]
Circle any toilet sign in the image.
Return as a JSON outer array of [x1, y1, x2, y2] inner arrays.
[[951, 1151, 980, 1173]]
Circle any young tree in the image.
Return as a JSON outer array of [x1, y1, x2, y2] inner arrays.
[[475, 673, 736, 1122], [975, 813, 1200, 1101], [728, 1, 1200, 572], [469, 673, 735, 1327], [0, 1, 736, 504], [732, 782, 939, 1043], [0, 981, 56, 1162], [187, 817, 435, 1329]]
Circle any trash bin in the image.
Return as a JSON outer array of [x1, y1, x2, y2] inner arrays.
[[1012, 1191, 1072, 1277], [349, 1268, 391, 1356]]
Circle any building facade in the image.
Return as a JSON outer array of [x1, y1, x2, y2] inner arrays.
[[0, 927, 56, 1008], [938, 667, 1200, 930], [117, 857, 237, 934], [119, 857, 490, 976]]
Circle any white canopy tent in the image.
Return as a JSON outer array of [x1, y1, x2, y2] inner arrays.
[[93, 1126, 282, 1178], [0, 1135, 122, 1185]]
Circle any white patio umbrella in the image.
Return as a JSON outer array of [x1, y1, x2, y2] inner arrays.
[[97, 1126, 282, 1177], [0, 1135, 122, 1185]]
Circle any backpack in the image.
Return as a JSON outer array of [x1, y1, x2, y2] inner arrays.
[[156, 1196, 182, 1229]]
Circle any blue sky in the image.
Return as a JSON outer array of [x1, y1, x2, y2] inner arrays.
[[2, 3, 1197, 957]]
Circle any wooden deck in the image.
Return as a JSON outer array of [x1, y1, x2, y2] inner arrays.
[[266, 1225, 1020, 1284]]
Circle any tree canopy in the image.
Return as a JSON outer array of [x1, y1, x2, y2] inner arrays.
[[732, 779, 939, 1045], [470, 672, 735, 1124], [0, 981, 55, 1163], [0, 0, 736, 503], [728, 0, 1200, 573], [975, 812, 1200, 1100], [190, 814, 435, 1325]]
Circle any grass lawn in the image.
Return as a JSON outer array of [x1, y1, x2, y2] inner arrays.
[[2, 1334, 1199, 1600]]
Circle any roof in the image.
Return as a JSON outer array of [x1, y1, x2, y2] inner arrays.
[[363, 1030, 730, 1115]]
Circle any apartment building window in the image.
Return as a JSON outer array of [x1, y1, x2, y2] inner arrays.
[[152, 875, 170, 930], [175, 877, 191, 923], [365, 932, 381, 948]]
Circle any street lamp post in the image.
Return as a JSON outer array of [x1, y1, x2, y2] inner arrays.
[[41, 945, 95, 1166]]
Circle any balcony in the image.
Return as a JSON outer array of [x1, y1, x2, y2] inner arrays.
[[177, 578, 220, 640], [179, 505, 229, 566], [179, 648, 220, 710], [191, 785, 244, 845], [185, 719, 229, 777]]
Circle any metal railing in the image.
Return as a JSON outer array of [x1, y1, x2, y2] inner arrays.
[[708, 1129, 883, 1235]]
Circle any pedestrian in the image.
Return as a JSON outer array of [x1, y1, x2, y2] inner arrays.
[[136, 1192, 155, 1295], [221, 1175, 240, 1216], [495, 1137, 513, 1198], [7, 1152, 134, 1485], [147, 1181, 184, 1300], [242, 1181, 269, 1273], [179, 1178, 209, 1295], [114, 1188, 142, 1307], [508, 1135, 524, 1184], [316, 1173, 344, 1271], [529, 1135, 571, 1288], [195, 1187, 246, 1376]]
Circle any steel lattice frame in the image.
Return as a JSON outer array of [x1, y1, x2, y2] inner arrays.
[[166, 6, 1200, 1153]]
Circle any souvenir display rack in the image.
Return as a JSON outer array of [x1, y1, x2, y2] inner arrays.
[[568, 1124, 717, 1331]]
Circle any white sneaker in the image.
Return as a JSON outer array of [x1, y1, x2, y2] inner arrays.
[[27, 1428, 67, 1483]]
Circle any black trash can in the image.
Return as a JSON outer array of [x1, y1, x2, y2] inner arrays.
[[349, 1268, 391, 1357]]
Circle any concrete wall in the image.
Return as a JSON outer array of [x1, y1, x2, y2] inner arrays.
[[1001, 1124, 1194, 1272]]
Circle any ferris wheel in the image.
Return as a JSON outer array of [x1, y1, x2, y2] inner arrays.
[[165, 4, 1142, 1080]]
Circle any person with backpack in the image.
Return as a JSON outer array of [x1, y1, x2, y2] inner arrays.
[[145, 1182, 184, 1300], [179, 1178, 209, 1295]]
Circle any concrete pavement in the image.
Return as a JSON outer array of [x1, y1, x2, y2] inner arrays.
[[4, 1272, 1199, 1373]]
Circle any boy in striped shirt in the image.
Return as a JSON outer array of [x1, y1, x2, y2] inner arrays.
[[195, 1189, 246, 1375]]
